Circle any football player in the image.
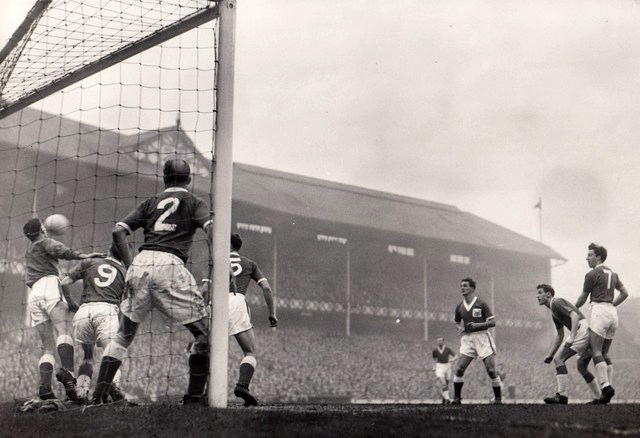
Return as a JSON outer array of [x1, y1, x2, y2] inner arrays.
[[451, 278, 502, 405], [537, 283, 593, 404], [22, 218, 104, 402], [574, 243, 629, 404], [432, 337, 455, 404], [224, 233, 277, 405], [90, 159, 212, 405], [60, 242, 128, 402]]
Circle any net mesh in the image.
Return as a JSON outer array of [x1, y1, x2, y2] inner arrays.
[[0, 0, 217, 117], [0, 0, 220, 402]]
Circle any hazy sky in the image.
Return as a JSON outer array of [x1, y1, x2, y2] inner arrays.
[[2, 0, 640, 302]]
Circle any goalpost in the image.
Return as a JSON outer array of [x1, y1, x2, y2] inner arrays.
[[0, 0, 236, 407]]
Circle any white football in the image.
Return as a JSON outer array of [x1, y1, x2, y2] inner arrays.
[[43, 214, 70, 235]]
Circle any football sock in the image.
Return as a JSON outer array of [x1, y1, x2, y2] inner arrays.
[[453, 376, 464, 398], [77, 362, 93, 397], [187, 353, 209, 396], [94, 356, 122, 397], [38, 353, 55, 386], [238, 355, 257, 388], [594, 360, 610, 388], [556, 374, 568, 396], [607, 364, 613, 386], [442, 389, 450, 401], [56, 335, 75, 372], [587, 379, 601, 397], [491, 377, 502, 399]]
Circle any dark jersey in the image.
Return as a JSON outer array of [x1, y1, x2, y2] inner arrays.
[[583, 264, 623, 303], [117, 187, 210, 262], [432, 346, 455, 364], [25, 238, 81, 287], [229, 252, 266, 295], [454, 297, 494, 334], [550, 297, 584, 331], [67, 257, 126, 305]]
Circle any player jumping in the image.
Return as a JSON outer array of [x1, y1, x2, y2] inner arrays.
[[23, 218, 104, 403]]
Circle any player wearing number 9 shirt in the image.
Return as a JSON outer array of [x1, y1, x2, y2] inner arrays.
[[90, 159, 213, 405], [61, 243, 127, 402]]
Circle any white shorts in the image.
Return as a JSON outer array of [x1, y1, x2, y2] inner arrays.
[[435, 363, 452, 381], [589, 302, 618, 340], [229, 293, 252, 336], [120, 251, 207, 325], [459, 331, 497, 360], [28, 276, 65, 327], [73, 302, 120, 348], [569, 319, 591, 357]]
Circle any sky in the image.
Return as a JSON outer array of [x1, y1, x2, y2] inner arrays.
[[2, 0, 640, 303]]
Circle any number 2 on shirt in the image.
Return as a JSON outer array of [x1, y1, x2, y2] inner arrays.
[[154, 197, 180, 232]]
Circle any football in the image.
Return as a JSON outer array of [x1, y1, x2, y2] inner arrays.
[[43, 214, 70, 235]]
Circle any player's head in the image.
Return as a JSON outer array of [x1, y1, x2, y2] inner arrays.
[[587, 242, 607, 267], [436, 337, 444, 346], [23, 218, 44, 241], [460, 277, 475, 296], [163, 159, 191, 187], [231, 233, 243, 251], [536, 283, 554, 306]]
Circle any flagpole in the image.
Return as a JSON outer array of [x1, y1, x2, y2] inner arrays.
[[536, 197, 542, 243]]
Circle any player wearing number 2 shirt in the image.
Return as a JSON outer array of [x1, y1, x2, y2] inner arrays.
[[574, 243, 629, 405], [61, 244, 127, 401], [91, 159, 213, 405]]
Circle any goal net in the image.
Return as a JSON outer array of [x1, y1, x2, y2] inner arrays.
[[0, 0, 229, 403]]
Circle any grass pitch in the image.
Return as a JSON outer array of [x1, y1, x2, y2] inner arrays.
[[3, 401, 640, 437]]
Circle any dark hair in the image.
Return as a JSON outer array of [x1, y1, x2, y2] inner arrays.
[[461, 277, 476, 289], [231, 233, 243, 251], [588, 242, 607, 262], [163, 159, 191, 186], [536, 283, 555, 297], [23, 218, 42, 241]]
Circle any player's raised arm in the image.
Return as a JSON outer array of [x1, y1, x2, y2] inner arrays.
[[112, 223, 133, 268]]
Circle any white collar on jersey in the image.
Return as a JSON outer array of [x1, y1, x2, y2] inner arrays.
[[549, 297, 555, 309], [105, 256, 122, 266], [437, 345, 446, 353], [462, 296, 478, 312], [164, 187, 188, 193]]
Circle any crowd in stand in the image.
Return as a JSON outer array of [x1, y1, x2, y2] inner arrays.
[[2, 316, 640, 403]]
